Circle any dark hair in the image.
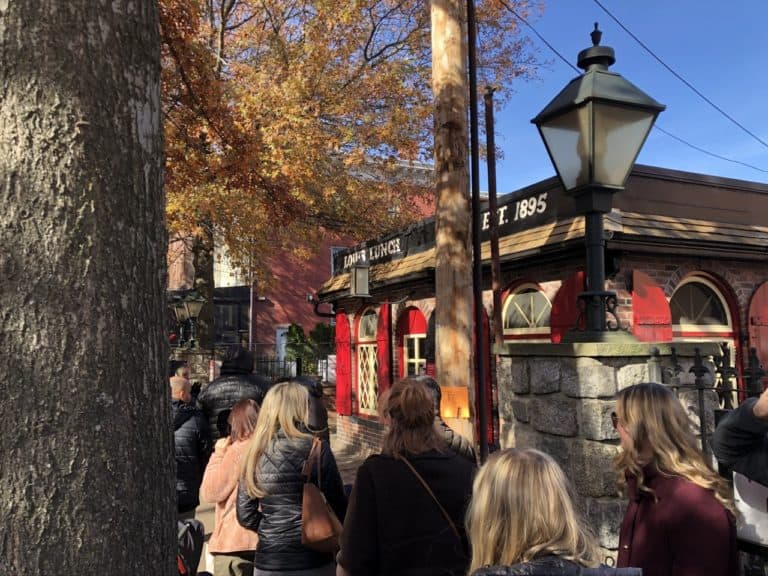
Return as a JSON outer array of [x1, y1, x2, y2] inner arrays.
[[169, 359, 187, 378], [406, 375, 441, 412], [228, 398, 260, 442], [381, 379, 444, 456], [276, 375, 323, 398], [220, 346, 254, 375]]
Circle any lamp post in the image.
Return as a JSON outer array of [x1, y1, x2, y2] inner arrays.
[[532, 24, 665, 341], [349, 260, 370, 298], [184, 294, 206, 349], [172, 301, 189, 347]]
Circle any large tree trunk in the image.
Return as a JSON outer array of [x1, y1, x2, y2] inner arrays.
[[0, 2, 174, 574], [431, 0, 474, 412]]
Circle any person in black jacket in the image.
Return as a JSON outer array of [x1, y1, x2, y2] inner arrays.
[[712, 385, 768, 487], [410, 375, 477, 465], [237, 381, 347, 576], [337, 379, 475, 576], [197, 346, 271, 440], [172, 376, 212, 519], [465, 448, 640, 576]]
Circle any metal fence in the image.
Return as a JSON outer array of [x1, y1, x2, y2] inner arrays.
[[660, 343, 767, 566], [254, 357, 302, 381]]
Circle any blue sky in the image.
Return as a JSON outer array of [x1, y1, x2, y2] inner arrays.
[[486, 0, 768, 193]]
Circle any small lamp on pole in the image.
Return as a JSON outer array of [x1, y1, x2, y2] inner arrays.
[[172, 301, 190, 347], [531, 23, 665, 340], [349, 260, 371, 298], [184, 294, 206, 349]]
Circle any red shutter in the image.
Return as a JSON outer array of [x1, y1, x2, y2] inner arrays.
[[335, 312, 352, 415], [377, 303, 392, 394], [632, 270, 672, 342], [550, 271, 585, 343]]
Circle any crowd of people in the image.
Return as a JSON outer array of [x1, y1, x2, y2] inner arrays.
[[169, 346, 767, 576]]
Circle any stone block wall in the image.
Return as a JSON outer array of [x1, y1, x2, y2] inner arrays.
[[496, 341, 721, 553]]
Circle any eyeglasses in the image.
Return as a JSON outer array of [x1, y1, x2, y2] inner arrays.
[[610, 412, 619, 430]]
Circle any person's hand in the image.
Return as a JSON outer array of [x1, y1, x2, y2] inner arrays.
[[753, 386, 768, 420], [215, 437, 229, 453]]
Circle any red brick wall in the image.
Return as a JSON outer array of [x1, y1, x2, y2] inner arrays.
[[336, 415, 385, 453]]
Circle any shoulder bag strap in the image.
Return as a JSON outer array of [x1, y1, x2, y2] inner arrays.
[[398, 456, 461, 541], [302, 436, 322, 485]]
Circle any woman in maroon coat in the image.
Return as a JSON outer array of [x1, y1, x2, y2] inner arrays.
[[613, 383, 738, 576]]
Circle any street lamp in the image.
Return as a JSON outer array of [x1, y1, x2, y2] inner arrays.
[[183, 294, 206, 348], [532, 23, 665, 340], [171, 301, 190, 347]]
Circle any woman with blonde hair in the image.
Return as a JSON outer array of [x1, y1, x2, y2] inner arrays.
[[237, 381, 347, 576], [613, 382, 737, 576], [466, 448, 638, 575], [200, 398, 260, 575], [336, 378, 475, 576]]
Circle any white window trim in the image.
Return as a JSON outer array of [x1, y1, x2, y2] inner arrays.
[[502, 283, 552, 338], [670, 276, 732, 334], [403, 332, 427, 376]]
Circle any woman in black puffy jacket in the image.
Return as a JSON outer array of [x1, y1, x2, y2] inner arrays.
[[237, 381, 347, 576]]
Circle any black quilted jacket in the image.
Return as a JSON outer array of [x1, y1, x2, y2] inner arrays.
[[437, 418, 477, 465], [236, 431, 347, 571], [472, 557, 642, 576], [197, 373, 271, 440], [172, 400, 212, 513]]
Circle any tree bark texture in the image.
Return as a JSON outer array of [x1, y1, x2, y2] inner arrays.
[[431, 0, 474, 394], [0, 2, 174, 574]]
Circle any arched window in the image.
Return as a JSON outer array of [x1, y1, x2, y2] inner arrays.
[[671, 275, 739, 407], [671, 277, 731, 335], [356, 308, 379, 415], [396, 307, 427, 378], [502, 283, 552, 340]]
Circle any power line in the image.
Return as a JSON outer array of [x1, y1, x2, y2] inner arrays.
[[653, 126, 768, 174], [502, 2, 768, 175], [592, 0, 768, 151], [501, 1, 580, 75]]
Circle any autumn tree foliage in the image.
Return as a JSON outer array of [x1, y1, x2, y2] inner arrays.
[[160, 0, 541, 284]]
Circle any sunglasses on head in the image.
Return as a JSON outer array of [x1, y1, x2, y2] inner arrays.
[[611, 411, 619, 429]]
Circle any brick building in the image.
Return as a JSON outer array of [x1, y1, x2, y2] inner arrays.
[[317, 164, 768, 451]]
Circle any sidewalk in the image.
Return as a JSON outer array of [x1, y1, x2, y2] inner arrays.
[[331, 431, 372, 486]]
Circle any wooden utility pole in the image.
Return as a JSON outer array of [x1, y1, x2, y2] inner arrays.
[[431, 0, 474, 431]]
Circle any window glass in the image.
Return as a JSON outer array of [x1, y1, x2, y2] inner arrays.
[[671, 282, 728, 326], [503, 287, 552, 330], [359, 310, 378, 340]]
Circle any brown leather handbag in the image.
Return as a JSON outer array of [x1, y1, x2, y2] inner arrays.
[[301, 437, 343, 554]]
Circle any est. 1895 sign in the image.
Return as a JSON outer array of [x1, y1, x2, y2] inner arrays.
[[333, 187, 558, 275]]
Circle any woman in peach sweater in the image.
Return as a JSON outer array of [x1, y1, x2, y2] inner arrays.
[[201, 398, 260, 576]]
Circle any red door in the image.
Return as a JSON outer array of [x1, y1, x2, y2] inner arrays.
[[748, 281, 768, 389], [335, 312, 352, 415]]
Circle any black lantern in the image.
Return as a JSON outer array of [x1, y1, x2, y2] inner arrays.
[[532, 24, 664, 339], [183, 295, 206, 348], [171, 301, 190, 347], [349, 260, 370, 298]]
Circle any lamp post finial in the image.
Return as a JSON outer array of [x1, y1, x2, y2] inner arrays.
[[591, 23, 602, 46]]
